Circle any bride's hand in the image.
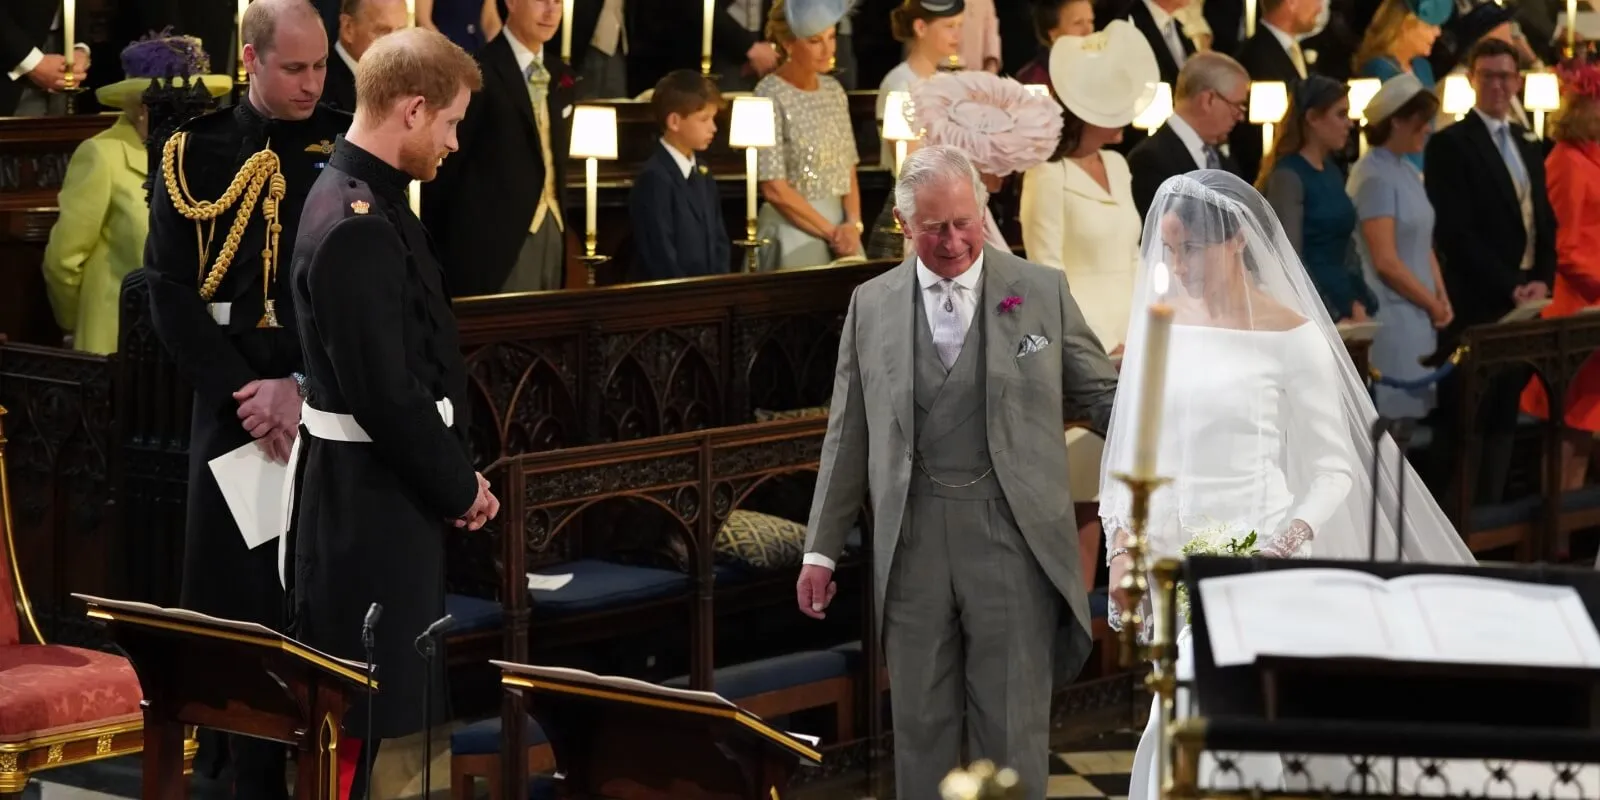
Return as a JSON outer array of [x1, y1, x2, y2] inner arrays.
[[1108, 546, 1134, 613], [1261, 519, 1314, 558]]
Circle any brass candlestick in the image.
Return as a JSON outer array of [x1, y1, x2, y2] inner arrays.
[[579, 231, 610, 287], [941, 759, 1023, 799], [1112, 471, 1183, 800]]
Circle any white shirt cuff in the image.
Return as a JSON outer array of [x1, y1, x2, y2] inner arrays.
[[10, 48, 43, 82], [802, 552, 837, 571]]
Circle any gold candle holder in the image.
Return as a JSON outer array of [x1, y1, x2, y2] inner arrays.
[[940, 759, 1023, 799], [579, 231, 610, 287]]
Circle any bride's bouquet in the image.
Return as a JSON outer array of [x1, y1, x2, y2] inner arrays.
[[1175, 523, 1260, 623]]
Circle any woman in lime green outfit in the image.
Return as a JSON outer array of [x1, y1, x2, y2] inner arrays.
[[41, 32, 229, 353]]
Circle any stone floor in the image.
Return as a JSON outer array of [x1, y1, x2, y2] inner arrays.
[[20, 729, 1139, 799]]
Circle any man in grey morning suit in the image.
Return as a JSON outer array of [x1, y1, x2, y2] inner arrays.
[[797, 145, 1121, 799]]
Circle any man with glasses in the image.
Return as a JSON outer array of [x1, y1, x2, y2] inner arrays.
[[1423, 37, 1554, 509], [1128, 51, 1250, 217]]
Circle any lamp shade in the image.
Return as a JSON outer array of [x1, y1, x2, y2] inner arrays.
[[1441, 74, 1475, 116], [1132, 82, 1172, 131], [729, 95, 777, 148], [1346, 78, 1381, 120], [569, 105, 618, 159], [1525, 71, 1561, 112], [881, 90, 917, 142], [1248, 81, 1288, 124]]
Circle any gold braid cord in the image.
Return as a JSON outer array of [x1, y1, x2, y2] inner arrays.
[[162, 132, 288, 321]]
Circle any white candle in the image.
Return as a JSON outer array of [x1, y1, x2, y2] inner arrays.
[[63, 0, 75, 67], [894, 140, 908, 178], [562, 0, 575, 62], [408, 180, 421, 216], [585, 158, 599, 244], [702, 0, 715, 69], [1261, 122, 1274, 163], [745, 148, 758, 225], [1569, 0, 1579, 53], [1245, 0, 1257, 38], [1132, 266, 1175, 479], [239, 0, 250, 55], [405, 0, 415, 27]]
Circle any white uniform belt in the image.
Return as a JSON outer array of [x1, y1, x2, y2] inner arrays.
[[277, 397, 456, 588]]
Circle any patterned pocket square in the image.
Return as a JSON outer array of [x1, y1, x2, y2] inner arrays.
[[1016, 334, 1050, 358]]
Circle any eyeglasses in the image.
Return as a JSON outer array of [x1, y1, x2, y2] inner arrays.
[[1209, 89, 1248, 118]]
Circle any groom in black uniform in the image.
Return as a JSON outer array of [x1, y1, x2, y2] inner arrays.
[[143, 0, 348, 796], [284, 27, 498, 795]]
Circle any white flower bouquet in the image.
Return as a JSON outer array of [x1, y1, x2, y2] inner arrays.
[[1175, 523, 1259, 623]]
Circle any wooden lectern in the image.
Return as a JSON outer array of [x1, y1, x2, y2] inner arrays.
[[492, 659, 823, 799], [73, 594, 375, 800]]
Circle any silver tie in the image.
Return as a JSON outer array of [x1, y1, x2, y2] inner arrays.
[[932, 280, 965, 370]]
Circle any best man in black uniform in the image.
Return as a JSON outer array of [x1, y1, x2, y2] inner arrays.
[[143, 0, 349, 796], [285, 27, 499, 796]]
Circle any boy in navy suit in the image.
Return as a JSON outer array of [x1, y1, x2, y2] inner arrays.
[[628, 70, 731, 280]]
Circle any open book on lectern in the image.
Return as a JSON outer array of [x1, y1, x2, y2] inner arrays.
[[490, 660, 823, 760], [74, 593, 368, 673], [1198, 569, 1600, 670]]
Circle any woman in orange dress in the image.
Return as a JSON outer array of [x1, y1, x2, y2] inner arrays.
[[1522, 59, 1600, 491]]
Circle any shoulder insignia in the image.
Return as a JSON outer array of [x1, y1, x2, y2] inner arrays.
[[305, 139, 335, 155], [351, 200, 370, 215]]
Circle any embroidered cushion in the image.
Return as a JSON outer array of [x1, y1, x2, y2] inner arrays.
[[0, 644, 143, 742], [714, 510, 807, 571]]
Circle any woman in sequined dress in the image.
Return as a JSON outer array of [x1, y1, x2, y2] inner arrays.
[[754, 0, 865, 270]]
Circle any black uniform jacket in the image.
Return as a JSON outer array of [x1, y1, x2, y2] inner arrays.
[[288, 138, 478, 738], [145, 99, 351, 626]]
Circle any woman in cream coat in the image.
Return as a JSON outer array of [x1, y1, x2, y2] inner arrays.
[[42, 33, 229, 354], [1019, 21, 1159, 580]]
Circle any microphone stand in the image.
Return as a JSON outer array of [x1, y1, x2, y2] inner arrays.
[[414, 615, 454, 800]]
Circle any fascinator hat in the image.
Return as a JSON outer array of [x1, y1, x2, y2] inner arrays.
[[1048, 20, 1161, 128], [907, 71, 1064, 176], [1362, 72, 1428, 125], [785, 0, 854, 38], [97, 29, 231, 110], [1556, 57, 1600, 101], [1403, 0, 1452, 26]]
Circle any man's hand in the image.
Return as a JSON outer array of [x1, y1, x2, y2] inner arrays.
[[1350, 301, 1370, 322], [1515, 281, 1550, 304], [27, 54, 68, 91], [454, 472, 500, 531], [796, 563, 837, 620], [254, 427, 296, 464], [746, 42, 779, 75], [234, 378, 302, 439]]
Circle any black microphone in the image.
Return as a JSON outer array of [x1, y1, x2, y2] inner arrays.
[[415, 613, 455, 800], [360, 603, 381, 800]]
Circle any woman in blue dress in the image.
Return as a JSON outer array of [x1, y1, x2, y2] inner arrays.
[[1349, 73, 1450, 420], [1260, 74, 1379, 324], [1354, 0, 1449, 170]]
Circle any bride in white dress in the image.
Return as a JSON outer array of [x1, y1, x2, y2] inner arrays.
[[1098, 171, 1483, 800]]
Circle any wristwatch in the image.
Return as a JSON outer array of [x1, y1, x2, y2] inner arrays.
[[291, 372, 308, 399]]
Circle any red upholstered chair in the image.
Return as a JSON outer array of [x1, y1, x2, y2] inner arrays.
[[0, 406, 193, 797]]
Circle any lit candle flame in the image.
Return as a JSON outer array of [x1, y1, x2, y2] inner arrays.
[[1151, 263, 1170, 296]]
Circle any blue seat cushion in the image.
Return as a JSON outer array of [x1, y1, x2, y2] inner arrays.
[[1561, 485, 1600, 511], [450, 714, 548, 757], [662, 651, 849, 700], [527, 559, 688, 614], [1467, 496, 1540, 532], [529, 777, 558, 800], [444, 594, 503, 635]]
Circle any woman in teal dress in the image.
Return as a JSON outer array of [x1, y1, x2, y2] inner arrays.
[[1260, 75, 1379, 323], [1354, 0, 1449, 171]]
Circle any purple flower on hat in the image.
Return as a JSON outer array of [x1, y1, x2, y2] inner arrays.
[[998, 295, 1023, 314], [120, 28, 211, 81]]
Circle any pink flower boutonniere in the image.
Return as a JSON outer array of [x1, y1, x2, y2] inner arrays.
[[998, 295, 1023, 314], [558, 73, 576, 91]]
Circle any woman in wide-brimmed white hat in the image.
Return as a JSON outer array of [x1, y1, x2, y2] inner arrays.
[[41, 31, 229, 355]]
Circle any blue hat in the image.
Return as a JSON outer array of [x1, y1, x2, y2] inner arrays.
[[1404, 0, 1453, 27], [785, 0, 852, 39]]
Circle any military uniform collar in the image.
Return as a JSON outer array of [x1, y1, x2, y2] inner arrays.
[[330, 136, 411, 201]]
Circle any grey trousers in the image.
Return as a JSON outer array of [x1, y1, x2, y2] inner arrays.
[[577, 46, 627, 100], [502, 216, 564, 293], [885, 493, 1059, 800]]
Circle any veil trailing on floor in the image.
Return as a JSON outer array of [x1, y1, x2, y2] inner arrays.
[[1097, 170, 1474, 600]]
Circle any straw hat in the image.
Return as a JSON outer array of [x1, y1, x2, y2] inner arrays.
[[1048, 20, 1161, 129], [96, 31, 231, 110]]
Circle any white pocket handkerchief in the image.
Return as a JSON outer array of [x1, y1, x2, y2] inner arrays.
[[1016, 334, 1050, 358]]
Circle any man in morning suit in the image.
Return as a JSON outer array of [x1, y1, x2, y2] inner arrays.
[[425, 0, 575, 295], [143, 0, 349, 797], [1229, 0, 1321, 183], [284, 28, 498, 799], [1128, 51, 1248, 218], [797, 145, 1119, 800], [628, 70, 732, 280], [1, 1, 89, 116], [1424, 37, 1554, 504], [323, 0, 408, 111]]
